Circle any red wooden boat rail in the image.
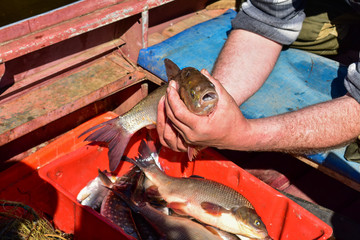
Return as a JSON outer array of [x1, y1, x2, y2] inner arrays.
[[0, 0, 174, 64]]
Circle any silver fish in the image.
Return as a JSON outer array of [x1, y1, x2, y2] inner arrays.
[[124, 140, 269, 239], [77, 169, 116, 210], [111, 186, 223, 240], [79, 59, 218, 171]]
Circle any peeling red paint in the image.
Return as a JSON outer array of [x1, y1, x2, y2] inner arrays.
[[0, 0, 174, 63]]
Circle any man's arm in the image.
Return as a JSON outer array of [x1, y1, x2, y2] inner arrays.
[[212, 29, 282, 105], [157, 0, 306, 151], [156, 29, 282, 151], [163, 71, 360, 154]]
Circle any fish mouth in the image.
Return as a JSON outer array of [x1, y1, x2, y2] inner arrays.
[[201, 91, 218, 102], [201, 90, 218, 103], [193, 90, 218, 115]]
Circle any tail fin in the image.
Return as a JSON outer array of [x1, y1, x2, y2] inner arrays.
[[79, 117, 133, 171], [123, 140, 158, 170]]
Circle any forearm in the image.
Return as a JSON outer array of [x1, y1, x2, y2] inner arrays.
[[212, 29, 282, 105], [230, 95, 360, 153]]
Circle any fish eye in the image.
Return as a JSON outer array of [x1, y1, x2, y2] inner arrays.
[[185, 70, 190, 78], [254, 220, 261, 227], [190, 89, 196, 98]]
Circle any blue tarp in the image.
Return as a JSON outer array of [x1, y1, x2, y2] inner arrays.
[[138, 9, 360, 183]]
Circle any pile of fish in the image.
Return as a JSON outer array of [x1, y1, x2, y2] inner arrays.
[[78, 59, 270, 239], [77, 140, 271, 240]]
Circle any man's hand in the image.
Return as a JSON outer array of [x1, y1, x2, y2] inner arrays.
[[156, 69, 249, 151]]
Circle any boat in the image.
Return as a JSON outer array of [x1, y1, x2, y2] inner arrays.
[[0, 1, 359, 239]]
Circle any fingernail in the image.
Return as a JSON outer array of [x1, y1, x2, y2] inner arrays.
[[169, 80, 176, 88]]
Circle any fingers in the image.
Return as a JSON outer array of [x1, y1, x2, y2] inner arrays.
[[157, 95, 187, 152], [201, 69, 226, 96], [163, 118, 188, 152], [201, 69, 238, 110]]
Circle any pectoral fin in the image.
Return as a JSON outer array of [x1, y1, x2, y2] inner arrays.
[[201, 202, 229, 216], [97, 169, 113, 187], [145, 185, 164, 202], [187, 146, 206, 161], [167, 202, 188, 215], [187, 146, 198, 161]]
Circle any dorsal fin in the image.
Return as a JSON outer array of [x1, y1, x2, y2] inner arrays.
[[164, 58, 180, 80]]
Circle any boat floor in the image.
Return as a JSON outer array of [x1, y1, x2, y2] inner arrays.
[[1, 3, 359, 239]]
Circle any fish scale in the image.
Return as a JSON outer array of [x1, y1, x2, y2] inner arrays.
[[168, 178, 254, 209]]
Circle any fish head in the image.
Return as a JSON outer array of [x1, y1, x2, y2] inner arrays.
[[178, 67, 218, 115], [232, 206, 269, 239], [164, 58, 218, 115]]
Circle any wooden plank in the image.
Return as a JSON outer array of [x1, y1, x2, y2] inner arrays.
[[205, 0, 237, 10], [148, 32, 168, 46], [162, 9, 228, 38], [0, 53, 147, 146], [0, 38, 126, 104], [296, 155, 360, 192]]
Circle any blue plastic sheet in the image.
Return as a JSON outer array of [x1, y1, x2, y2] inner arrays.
[[138, 9, 360, 183]]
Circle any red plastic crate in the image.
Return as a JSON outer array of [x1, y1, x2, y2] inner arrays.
[[37, 112, 332, 240]]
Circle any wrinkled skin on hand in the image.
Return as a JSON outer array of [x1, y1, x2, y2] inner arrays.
[[156, 69, 250, 152]]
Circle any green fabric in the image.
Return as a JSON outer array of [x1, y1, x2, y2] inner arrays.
[[344, 139, 360, 163], [290, 0, 360, 55]]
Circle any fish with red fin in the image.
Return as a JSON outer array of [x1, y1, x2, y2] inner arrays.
[[79, 59, 218, 171], [124, 140, 270, 239], [110, 181, 223, 240]]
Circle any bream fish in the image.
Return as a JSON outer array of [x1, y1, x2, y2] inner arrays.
[[124, 140, 269, 239], [79, 59, 218, 171], [111, 180, 223, 240]]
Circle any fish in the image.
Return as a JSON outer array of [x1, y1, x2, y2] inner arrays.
[[111, 183, 223, 240], [77, 169, 117, 211], [124, 140, 269, 239], [100, 167, 143, 239], [131, 211, 162, 240], [79, 59, 218, 171]]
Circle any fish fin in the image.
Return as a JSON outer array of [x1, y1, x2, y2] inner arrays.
[[126, 140, 158, 168], [79, 117, 133, 171], [187, 146, 199, 161], [97, 169, 113, 187], [166, 202, 188, 216], [145, 185, 163, 200], [200, 202, 229, 216], [145, 132, 163, 170], [204, 226, 221, 236], [164, 58, 180, 80]]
